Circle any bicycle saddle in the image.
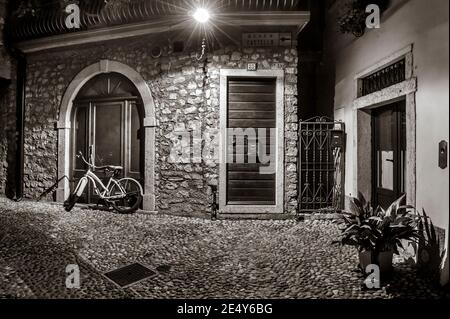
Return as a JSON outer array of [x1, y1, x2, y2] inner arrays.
[[97, 165, 123, 171]]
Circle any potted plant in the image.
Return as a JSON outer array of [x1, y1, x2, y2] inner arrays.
[[337, 0, 390, 37], [337, 194, 421, 275], [337, 0, 367, 37], [12, 0, 40, 19], [417, 209, 446, 284]]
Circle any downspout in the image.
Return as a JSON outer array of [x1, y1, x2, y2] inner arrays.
[[14, 51, 26, 201], [4, 1, 27, 201]]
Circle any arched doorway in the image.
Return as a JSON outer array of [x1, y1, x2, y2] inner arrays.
[[70, 72, 144, 203], [57, 60, 156, 211]]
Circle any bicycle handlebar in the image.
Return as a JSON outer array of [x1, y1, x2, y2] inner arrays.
[[77, 151, 96, 168], [76, 151, 119, 172]]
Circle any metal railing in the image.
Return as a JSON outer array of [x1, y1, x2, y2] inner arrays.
[[361, 58, 405, 96]]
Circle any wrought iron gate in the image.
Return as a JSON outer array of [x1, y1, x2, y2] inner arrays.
[[298, 117, 345, 213]]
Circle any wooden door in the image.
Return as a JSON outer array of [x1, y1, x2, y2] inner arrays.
[[226, 77, 276, 205], [372, 101, 406, 209], [91, 101, 124, 203], [71, 99, 143, 204], [72, 103, 90, 203]]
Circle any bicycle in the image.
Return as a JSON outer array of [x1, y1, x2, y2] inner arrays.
[[63, 146, 143, 214]]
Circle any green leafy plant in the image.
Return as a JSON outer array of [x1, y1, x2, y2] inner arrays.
[[337, 0, 390, 37], [337, 1, 367, 37], [12, 0, 41, 18], [417, 209, 446, 281], [337, 194, 421, 255], [104, 0, 131, 12], [336, 193, 379, 252]]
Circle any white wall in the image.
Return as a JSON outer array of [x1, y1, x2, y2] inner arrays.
[[325, 0, 448, 282], [327, 0, 449, 228]]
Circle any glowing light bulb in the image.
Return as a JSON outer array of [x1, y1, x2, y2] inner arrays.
[[193, 8, 210, 23]]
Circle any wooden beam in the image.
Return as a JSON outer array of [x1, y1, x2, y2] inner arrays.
[[15, 11, 310, 53]]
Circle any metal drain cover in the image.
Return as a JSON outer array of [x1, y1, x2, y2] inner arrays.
[[104, 262, 156, 287]]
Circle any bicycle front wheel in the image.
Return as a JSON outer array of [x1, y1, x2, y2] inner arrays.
[[107, 178, 142, 214]]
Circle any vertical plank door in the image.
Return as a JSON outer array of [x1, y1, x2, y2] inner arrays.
[[226, 77, 276, 205]]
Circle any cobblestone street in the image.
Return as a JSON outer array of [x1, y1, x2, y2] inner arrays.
[[0, 197, 448, 299]]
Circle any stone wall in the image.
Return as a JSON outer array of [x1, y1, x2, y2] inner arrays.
[[19, 36, 299, 216]]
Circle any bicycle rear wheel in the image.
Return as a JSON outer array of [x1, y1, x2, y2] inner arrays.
[[107, 178, 142, 214]]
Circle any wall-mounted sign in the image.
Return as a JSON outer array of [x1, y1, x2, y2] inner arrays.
[[247, 62, 257, 71], [242, 33, 292, 47]]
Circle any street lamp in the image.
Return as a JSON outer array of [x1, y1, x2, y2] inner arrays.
[[193, 8, 210, 23]]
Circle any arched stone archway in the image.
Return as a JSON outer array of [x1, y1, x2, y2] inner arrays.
[[56, 59, 156, 211]]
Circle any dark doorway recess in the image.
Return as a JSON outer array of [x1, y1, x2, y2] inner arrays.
[[70, 72, 144, 204], [371, 100, 406, 209]]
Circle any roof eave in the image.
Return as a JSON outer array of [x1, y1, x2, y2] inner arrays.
[[15, 11, 310, 54]]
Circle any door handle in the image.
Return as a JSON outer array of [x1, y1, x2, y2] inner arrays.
[[385, 159, 394, 162]]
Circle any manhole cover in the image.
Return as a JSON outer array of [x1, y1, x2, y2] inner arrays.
[[104, 262, 156, 287]]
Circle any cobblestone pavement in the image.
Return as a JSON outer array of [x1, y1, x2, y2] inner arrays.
[[0, 197, 448, 299]]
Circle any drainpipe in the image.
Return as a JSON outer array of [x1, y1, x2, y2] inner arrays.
[[4, 1, 27, 201], [15, 53, 26, 201], [9, 49, 26, 201]]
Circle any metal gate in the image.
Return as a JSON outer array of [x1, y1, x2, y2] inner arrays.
[[298, 117, 345, 213]]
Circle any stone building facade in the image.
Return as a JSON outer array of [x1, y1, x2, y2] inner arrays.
[[14, 38, 299, 217]]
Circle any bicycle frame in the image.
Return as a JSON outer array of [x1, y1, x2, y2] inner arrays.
[[71, 148, 143, 205], [73, 168, 127, 201]]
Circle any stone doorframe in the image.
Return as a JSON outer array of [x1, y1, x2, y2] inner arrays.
[[219, 69, 285, 214], [56, 59, 156, 211], [351, 44, 416, 207]]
